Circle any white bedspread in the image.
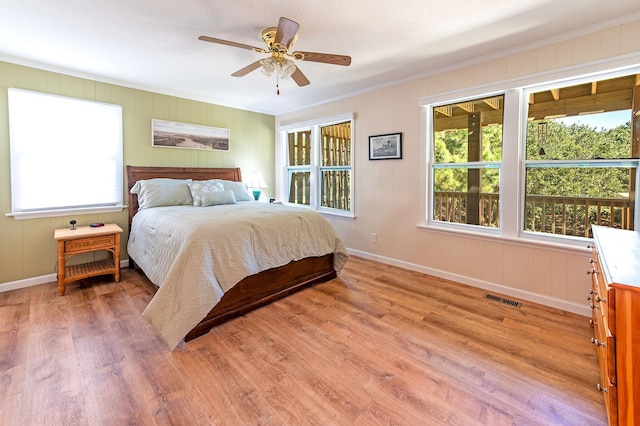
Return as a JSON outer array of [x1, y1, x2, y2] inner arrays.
[[128, 201, 348, 348]]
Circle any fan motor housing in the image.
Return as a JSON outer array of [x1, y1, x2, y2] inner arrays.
[[261, 27, 296, 52]]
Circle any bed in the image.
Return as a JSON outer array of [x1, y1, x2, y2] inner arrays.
[[126, 165, 349, 349]]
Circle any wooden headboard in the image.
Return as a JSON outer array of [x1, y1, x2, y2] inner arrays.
[[126, 165, 242, 228]]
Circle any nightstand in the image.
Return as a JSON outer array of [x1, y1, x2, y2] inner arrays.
[[54, 223, 123, 295]]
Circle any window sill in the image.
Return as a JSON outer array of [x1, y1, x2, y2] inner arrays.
[[319, 210, 356, 220], [416, 222, 592, 255], [282, 202, 355, 220], [7, 205, 126, 220]]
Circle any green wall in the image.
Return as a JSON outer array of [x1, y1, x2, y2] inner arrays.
[[0, 61, 275, 285]]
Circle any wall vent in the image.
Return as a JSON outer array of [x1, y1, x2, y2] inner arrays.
[[484, 293, 522, 308]]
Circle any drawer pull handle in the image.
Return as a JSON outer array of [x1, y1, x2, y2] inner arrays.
[[587, 269, 599, 275], [597, 383, 608, 393], [595, 295, 606, 303], [590, 303, 597, 309], [591, 337, 606, 347]]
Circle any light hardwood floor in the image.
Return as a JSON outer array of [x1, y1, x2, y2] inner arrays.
[[1, 256, 606, 425]]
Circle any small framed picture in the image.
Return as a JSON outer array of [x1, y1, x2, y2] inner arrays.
[[369, 132, 402, 160]]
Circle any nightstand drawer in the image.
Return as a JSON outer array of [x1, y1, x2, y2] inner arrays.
[[65, 235, 116, 253]]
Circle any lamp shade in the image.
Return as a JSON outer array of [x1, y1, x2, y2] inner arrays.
[[261, 57, 276, 77], [280, 59, 296, 79], [247, 171, 267, 189]]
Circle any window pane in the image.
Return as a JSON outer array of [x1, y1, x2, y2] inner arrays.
[[524, 167, 633, 237], [526, 115, 632, 160], [433, 95, 503, 163], [526, 75, 636, 160], [288, 171, 310, 205], [432, 167, 500, 227], [8, 88, 123, 215], [321, 122, 351, 166], [321, 170, 351, 210], [288, 130, 311, 166]]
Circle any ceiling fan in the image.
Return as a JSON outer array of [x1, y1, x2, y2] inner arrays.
[[198, 17, 351, 93]]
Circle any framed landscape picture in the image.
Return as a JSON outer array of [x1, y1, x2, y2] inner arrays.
[[152, 119, 230, 151], [369, 132, 402, 160]]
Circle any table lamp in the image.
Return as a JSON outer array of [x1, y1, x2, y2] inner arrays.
[[247, 171, 268, 200]]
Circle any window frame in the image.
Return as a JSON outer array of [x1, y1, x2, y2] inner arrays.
[[7, 88, 124, 220], [278, 113, 355, 218], [424, 91, 507, 237]]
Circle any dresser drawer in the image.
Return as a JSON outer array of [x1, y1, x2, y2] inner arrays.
[[65, 235, 116, 253], [589, 254, 611, 330], [592, 327, 617, 425], [600, 374, 618, 426]]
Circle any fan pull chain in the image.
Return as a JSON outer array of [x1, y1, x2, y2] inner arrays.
[[276, 65, 280, 95]]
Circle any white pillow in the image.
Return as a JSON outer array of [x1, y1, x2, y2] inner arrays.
[[188, 180, 225, 207], [201, 190, 237, 207], [221, 180, 254, 201], [130, 178, 193, 209]]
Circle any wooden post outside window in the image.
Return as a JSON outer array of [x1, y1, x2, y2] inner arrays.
[[467, 112, 482, 225]]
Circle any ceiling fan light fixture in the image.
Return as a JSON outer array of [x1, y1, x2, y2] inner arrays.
[[280, 58, 296, 79], [260, 57, 276, 77]]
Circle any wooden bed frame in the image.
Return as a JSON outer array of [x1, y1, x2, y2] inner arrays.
[[126, 165, 337, 342]]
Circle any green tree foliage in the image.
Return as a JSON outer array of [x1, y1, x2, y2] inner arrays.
[[526, 120, 632, 198], [433, 125, 502, 193], [434, 119, 632, 198], [526, 120, 630, 160]]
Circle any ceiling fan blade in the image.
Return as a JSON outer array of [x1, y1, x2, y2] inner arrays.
[[293, 51, 351, 66], [291, 66, 310, 87], [274, 17, 300, 48], [231, 60, 263, 77], [198, 35, 263, 52]]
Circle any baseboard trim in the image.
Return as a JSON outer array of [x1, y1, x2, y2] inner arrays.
[[0, 259, 130, 294], [2, 254, 589, 318], [347, 248, 590, 318]]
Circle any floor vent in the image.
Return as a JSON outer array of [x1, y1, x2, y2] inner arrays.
[[484, 293, 522, 308]]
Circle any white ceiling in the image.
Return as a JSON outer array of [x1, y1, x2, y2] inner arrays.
[[1, 0, 640, 115]]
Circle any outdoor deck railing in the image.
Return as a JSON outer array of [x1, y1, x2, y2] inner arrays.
[[433, 191, 632, 237]]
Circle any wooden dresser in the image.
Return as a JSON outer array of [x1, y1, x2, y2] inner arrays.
[[589, 225, 640, 425]]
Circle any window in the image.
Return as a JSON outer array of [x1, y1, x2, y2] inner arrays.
[[429, 94, 504, 229], [524, 74, 638, 238], [8, 88, 123, 219], [421, 67, 640, 245], [282, 114, 353, 216]]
